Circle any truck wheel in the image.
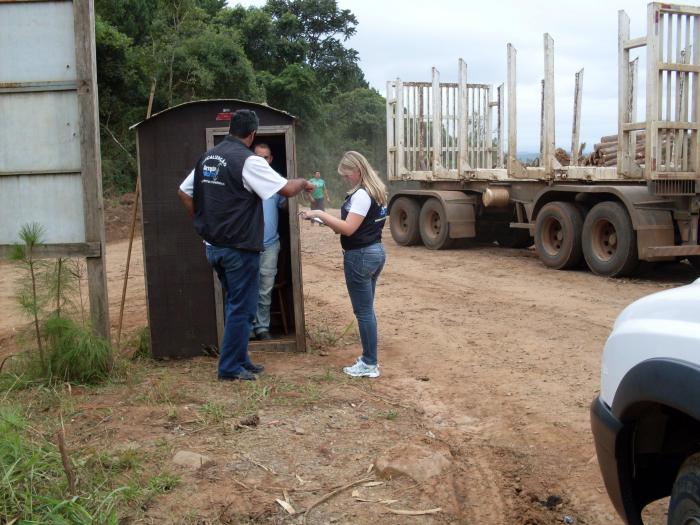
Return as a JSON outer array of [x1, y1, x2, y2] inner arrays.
[[667, 453, 700, 525], [534, 202, 583, 269], [389, 197, 421, 246], [495, 222, 534, 249], [419, 198, 454, 250], [582, 201, 638, 277]]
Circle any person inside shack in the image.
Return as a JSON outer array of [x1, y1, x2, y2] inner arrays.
[[177, 110, 313, 381]]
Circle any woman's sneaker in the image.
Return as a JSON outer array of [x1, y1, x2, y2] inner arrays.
[[343, 358, 380, 378]]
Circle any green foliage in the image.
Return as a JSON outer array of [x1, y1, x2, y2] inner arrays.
[[126, 326, 152, 360], [147, 472, 181, 494], [7, 224, 113, 386], [0, 407, 123, 524], [94, 0, 386, 201], [258, 64, 322, 124]]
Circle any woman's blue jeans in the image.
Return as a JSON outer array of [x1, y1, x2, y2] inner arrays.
[[343, 243, 386, 366], [206, 244, 260, 377]]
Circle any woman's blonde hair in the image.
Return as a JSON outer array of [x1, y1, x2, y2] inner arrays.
[[337, 151, 387, 206]]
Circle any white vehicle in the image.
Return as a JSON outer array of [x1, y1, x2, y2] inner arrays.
[[591, 278, 700, 524]]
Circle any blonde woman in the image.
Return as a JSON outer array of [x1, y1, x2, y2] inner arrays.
[[301, 151, 388, 378]]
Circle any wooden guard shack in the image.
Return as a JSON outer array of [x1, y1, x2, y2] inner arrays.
[[132, 99, 306, 358]]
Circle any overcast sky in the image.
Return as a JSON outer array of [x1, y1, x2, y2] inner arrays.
[[234, 0, 668, 152]]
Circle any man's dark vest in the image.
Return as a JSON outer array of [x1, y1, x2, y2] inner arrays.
[[340, 189, 387, 250], [192, 136, 264, 251]]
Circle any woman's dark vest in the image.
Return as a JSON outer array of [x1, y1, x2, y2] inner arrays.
[[340, 189, 387, 250], [192, 136, 264, 251]]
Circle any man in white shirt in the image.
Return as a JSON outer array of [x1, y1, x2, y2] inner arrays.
[[177, 110, 312, 381]]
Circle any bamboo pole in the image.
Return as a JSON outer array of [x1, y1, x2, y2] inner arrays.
[[116, 80, 155, 349]]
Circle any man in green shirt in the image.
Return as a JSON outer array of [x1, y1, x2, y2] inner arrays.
[[309, 170, 329, 211]]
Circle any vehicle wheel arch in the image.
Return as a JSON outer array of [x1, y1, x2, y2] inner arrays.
[[610, 359, 700, 521]]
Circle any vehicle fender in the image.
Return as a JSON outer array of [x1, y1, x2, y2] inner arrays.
[[612, 358, 700, 422], [389, 190, 476, 238]]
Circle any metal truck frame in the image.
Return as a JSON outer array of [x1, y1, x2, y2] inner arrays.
[[386, 2, 700, 277]]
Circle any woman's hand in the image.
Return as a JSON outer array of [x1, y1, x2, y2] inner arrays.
[[299, 209, 320, 220]]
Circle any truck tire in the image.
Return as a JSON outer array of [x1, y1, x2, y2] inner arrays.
[[419, 198, 454, 250], [534, 201, 583, 269], [494, 222, 534, 249], [389, 197, 421, 246], [582, 201, 638, 277], [667, 453, 700, 525]]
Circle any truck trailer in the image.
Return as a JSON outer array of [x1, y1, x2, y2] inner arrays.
[[386, 2, 700, 277]]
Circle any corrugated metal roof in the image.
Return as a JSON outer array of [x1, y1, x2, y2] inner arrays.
[[129, 99, 296, 130]]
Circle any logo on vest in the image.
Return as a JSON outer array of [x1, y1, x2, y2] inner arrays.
[[201, 155, 227, 186]]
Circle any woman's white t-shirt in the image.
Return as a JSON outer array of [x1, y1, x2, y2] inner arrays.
[[346, 188, 372, 217]]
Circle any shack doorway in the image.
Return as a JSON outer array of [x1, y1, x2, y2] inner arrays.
[[205, 126, 300, 350]]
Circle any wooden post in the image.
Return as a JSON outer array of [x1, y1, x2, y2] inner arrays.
[[396, 78, 405, 177], [571, 69, 583, 166], [630, 57, 639, 140], [539, 79, 545, 164], [507, 43, 518, 173], [497, 84, 504, 168], [458, 59, 470, 174], [543, 33, 556, 176], [116, 81, 155, 348], [646, 3, 660, 178], [386, 81, 395, 180], [73, 0, 110, 340], [692, 13, 699, 173], [618, 10, 631, 173], [485, 86, 492, 168], [432, 67, 442, 173]]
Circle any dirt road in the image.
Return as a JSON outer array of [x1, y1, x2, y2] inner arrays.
[[298, 217, 697, 524], [1, 207, 697, 524]]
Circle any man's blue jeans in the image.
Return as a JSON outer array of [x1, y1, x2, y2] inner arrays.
[[343, 243, 386, 366], [206, 244, 260, 377], [253, 239, 280, 335]]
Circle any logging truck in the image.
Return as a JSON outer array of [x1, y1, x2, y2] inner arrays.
[[385, 2, 700, 277]]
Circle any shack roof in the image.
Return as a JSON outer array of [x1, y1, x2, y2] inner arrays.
[[129, 99, 296, 130]]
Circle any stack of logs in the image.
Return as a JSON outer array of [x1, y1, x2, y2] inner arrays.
[[582, 132, 646, 167], [538, 133, 652, 167]]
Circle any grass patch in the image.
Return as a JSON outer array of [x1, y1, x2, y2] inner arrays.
[[306, 319, 355, 353], [0, 406, 125, 524], [385, 409, 399, 421], [147, 472, 181, 494], [124, 326, 151, 360], [199, 400, 227, 425]]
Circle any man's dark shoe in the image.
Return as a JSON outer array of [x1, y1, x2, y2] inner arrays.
[[243, 362, 265, 374], [256, 331, 272, 341], [218, 369, 256, 381]]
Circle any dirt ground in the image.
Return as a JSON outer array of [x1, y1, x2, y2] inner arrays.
[[2, 202, 698, 524]]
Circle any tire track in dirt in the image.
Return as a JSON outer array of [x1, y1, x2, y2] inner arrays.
[[299, 220, 697, 523]]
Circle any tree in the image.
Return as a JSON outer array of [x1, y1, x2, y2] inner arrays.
[[263, 0, 366, 92]]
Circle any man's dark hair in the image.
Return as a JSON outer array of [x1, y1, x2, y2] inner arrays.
[[229, 109, 259, 138]]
